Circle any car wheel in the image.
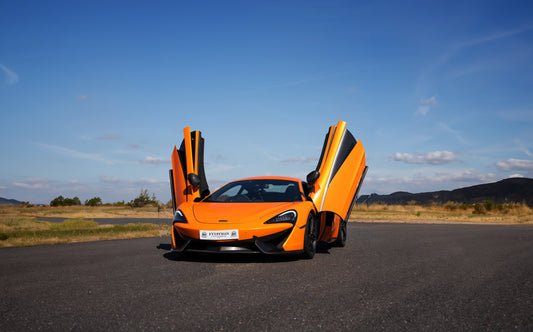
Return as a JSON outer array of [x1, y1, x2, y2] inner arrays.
[[332, 219, 347, 247], [301, 213, 317, 259]]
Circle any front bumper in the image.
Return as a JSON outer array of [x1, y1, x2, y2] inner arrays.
[[172, 225, 296, 254]]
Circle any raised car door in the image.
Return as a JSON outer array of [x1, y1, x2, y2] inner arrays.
[[169, 127, 210, 211], [308, 121, 368, 221]]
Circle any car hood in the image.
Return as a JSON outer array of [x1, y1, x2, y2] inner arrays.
[[192, 202, 297, 224]]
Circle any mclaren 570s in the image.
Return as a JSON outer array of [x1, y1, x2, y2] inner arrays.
[[169, 121, 367, 259]]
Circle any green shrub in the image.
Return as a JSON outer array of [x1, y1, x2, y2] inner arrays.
[[85, 197, 102, 206], [50, 195, 64, 207], [460, 203, 470, 210], [129, 189, 158, 208], [484, 201, 494, 211], [50, 195, 82, 206], [473, 203, 486, 214], [50, 218, 98, 230], [445, 202, 457, 211]]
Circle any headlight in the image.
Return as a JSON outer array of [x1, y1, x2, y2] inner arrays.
[[173, 209, 188, 223], [264, 210, 297, 224]]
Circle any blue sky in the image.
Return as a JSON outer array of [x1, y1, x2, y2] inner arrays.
[[1, 0, 532, 204]]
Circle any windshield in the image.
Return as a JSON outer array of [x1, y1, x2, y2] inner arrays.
[[203, 179, 303, 203]]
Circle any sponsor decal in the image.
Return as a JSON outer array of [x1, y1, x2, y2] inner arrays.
[[200, 229, 239, 240]]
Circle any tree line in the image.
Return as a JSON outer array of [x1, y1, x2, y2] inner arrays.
[[49, 189, 164, 208]]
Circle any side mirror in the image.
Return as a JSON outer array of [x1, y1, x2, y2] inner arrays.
[[187, 173, 201, 187], [306, 170, 320, 185]]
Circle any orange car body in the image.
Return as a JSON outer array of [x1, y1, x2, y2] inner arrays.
[[169, 121, 367, 258]]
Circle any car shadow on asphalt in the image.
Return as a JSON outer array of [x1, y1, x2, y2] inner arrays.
[[157, 243, 330, 263]]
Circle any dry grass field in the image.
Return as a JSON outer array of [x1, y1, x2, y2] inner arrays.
[[1, 202, 532, 248], [351, 202, 533, 224], [0, 204, 174, 219], [0, 205, 172, 248]]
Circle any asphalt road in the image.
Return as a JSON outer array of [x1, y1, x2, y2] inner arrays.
[[1, 222, 532, 331]]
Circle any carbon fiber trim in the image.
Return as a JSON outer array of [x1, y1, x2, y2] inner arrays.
[[175, 229, 293, 254]]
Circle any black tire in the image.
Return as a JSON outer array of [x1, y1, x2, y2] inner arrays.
[[332, 220, 347, 247], [301, 213, 317, 259]]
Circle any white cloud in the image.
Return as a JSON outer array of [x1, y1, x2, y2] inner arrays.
[[6, 176, 171, 205], [98, 134, 121, 140], [417, 105, 430, 116], [99, 176, 163, 185], [437, 122, 468, 145], [136, 178, 161, 185], [39, 143, 124, 165], [498, 110, 533, 123], [457, 25, 533, 48], [389, 150, 457, 165], [0, 64, 19, 85], [416, 96, 439, 116], [77, 95, 89, 100], [100, 176, 121, 183], [282, 157, 318, 163], [496, 159, 533, 173], [127, 144, 141, 150], [12, 182, 40, 189], [415, 25, 533, 97], [430, 169, 498, 183], [421, 96, 438, 105], [141, 156, 170, 165], [364, 169, 499, 194], [513, 139, 533, 157], [12, 178, 53, 189], [261, 150, 279, 161]]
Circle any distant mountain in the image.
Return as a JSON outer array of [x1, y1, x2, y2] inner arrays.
[[0, 197, 22, 205], [357, 178, 533, 207]]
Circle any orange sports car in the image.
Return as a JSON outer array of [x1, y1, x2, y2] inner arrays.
[[169, 121, 367, 259]]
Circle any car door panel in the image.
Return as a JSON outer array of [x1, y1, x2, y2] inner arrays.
[[309, 121, 367, 221], [170, 127, 209, 210]]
